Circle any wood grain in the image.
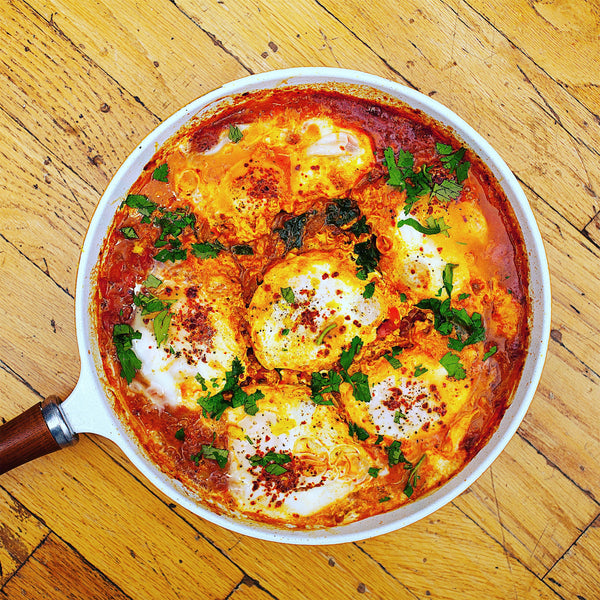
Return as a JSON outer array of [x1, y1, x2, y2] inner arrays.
[[1, 534, 131, 600], [0, 0, 598, 598], [0, 487, 48, 587]]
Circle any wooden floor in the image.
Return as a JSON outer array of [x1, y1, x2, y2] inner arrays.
[[1, 0, 599, 598]]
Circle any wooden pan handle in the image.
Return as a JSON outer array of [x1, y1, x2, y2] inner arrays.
[[0, 396, 78, 475]]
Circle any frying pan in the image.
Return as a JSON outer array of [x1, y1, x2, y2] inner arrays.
[[0, 68, 551, 544]]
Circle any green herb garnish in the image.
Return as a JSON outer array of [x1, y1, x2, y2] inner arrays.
[[228, 124, 243, 143], [113, 323, 142, 384], [440, 351, 467, 380], [152, 163, 169, 182]]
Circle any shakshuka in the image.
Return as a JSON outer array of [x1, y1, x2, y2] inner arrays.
[[94, 84, 530, 528]]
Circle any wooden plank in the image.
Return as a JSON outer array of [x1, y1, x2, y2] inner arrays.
[[224, 577, 279, 600], [1, 0, 160, 195], [0, 486, 48, 587], [0, 106, 95, 297], [29, 0, 249, 118], [465, 0, 600, 115], [1, 533, 131, 600], [583, 210, 600, 248], [519, 344, 600, 503], [311, 0, 600, 229], [357, 504, 562, 600], [0, 236, 78, 400], [217, 536, 418, 600], [545, 515, 600, 600], [532, 190, 600, 377], [174, 0, 399, 80], [453, 432, 599, 577]]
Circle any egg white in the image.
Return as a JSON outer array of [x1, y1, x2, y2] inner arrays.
[[131, 261, 247, 410], [249, 251, 386, 371], [224, 384, 378, 520]]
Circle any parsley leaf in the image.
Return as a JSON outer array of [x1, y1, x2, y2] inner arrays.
[[249, 451, 291, 475], [386, 440, 411, 468], [277, 211, 314, 253], [353, 235, 381, 280], [153, 309, 172, 348], [340, 336, 363, 371], [368, 467, 380, 478], [143, 274, 162, 288], [152, 163, 169, 182], [443, 263, 458, 298], [483, 346, 498, 361], [119, 226, 138, 239], [440, 352, 467, 380], [414, 364, 428, 377], [228, 124, 243, 143], [404, 454, 426, 498], [436, 143, 470, 184], [363, 281, 375, 299], [231, 244, 254, 255], [397, 216, 451, 237], [281, 286, 295, 304], [113, 323, 142, 384], [326, 198, 361, 229], [310, 370, 341, 405], [123, 194, 157, 219], [348, 422, 370, 441], [191, 240, 224, 259], [432, 179, 462, 202], [175, 428, 185, 441], [197, 358, 259, 419]]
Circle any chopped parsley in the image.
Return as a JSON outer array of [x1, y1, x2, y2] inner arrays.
[[432, 179, 462, 203], [231, 244, 254, 255], [122, 194, 157, 220], [143, 274, 162, 288], [228, 124, 243, 143], [436, 143, 470, 184], [442, 263, 458, 298], [310, 370, 341, 405], [325, 198, 361, 229], [363, 281, 376, 299], [397, 216, 451, 237], [310, 336, 371, 404], [383, 345, 403, 369], [368, 467, 380, 478], [386, 441, 427, 497], [132, 291, 173, 347], [340, 336, 371, 403], [483, 346, 498, 361], [191, 240, 224, 260], [197, 357, 263, 419], [153, 207, 196, 256], [281, 286, 295, 305], [315, 323, 337, 345], [440, 351, 467, 380], [152, 163, 169, 182], [414, 364, 428, 377], [353, 235, 381, 280], [175, 427, 185, 441], [394, 410, 406, 423], [404, 454, 426, 498], [249, 451, 291, 475], [192, 434, 229, 469], [119, 226, 138, 239], [348, 422, 370, 441], [113, 323, 142, 384]]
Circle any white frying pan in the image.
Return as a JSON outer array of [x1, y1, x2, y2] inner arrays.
[[0, 68, 551, 544]]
